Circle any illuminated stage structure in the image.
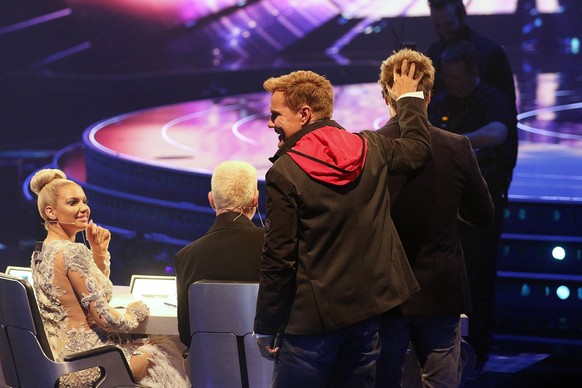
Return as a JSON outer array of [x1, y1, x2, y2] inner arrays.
[[1, 0, 582, 378]]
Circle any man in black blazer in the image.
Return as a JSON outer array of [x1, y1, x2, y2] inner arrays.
[[375, 49, 494, 387], [174, 160, 264, 347]]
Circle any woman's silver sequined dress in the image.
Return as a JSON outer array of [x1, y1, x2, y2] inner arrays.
[[31, 240, 188, 387]]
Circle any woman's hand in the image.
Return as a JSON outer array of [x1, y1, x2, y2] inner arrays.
[[87, 219, 111, 253], [126, 300, 150, 322], [87, 220, 111, 272]]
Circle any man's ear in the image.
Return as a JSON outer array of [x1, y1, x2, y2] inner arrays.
[[253, 190, 259, 207], [300, 106, 312, 124], [208, 191, 216, 210]]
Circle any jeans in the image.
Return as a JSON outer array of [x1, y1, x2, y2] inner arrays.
[[272, 315, 381, 388], [376, 315, 461, 388]]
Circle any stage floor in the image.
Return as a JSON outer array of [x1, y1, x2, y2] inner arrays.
[[86, 82, 582, 204]]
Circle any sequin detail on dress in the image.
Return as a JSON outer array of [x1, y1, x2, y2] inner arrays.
[[31, 240, 188, 387]]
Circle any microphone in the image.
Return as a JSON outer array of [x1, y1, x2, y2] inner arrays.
[[47, 220, 80, 225]]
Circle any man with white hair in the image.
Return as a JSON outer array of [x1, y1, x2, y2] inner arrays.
[[174, 160, 264, 347]]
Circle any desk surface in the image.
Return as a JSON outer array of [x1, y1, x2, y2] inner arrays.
[[111, 285, 178, 336], [111, 286, 468, 337]]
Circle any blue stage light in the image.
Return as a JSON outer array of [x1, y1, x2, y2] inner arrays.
[[571, 37, 580, 54], [552, 246, 566, 260], [556, 285, 570, 300]]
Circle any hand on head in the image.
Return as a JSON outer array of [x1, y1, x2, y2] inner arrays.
[[388, 59, 424, 101]]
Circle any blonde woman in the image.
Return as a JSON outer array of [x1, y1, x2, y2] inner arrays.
[[29, 168, 188, 387]]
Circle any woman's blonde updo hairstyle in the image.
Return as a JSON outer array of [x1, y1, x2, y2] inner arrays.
[[30, 168, 76, 226]]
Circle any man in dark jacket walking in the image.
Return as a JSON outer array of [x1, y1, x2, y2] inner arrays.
[[428, 40, 516, 377], [374, 49, 494, 387], [253, 55, 431, 388]]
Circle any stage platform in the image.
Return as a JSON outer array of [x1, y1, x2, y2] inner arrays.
[[80, 83, 582, 201], [46, 81, 581, 243]]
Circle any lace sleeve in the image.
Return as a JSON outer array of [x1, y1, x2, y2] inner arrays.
[[99, 251, 111, 279], [63, 243, 149, 332]]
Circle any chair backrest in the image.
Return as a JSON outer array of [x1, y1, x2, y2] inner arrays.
[[0, 272, 138, 387], [0, 272, 56, 387], [0, 272, 53, 356], [0, 322, 19, 387], [188, 281, 273, 388]]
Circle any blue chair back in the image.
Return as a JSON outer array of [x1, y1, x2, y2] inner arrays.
[[188, 281, 273, 388], [0, 272, 139, 387]]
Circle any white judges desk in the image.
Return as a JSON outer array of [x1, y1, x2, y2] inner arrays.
[[111, 284, 469, 337], [111, 285, 179, 336]]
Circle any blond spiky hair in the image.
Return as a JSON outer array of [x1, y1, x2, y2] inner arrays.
[[378, 48, 435, 108]]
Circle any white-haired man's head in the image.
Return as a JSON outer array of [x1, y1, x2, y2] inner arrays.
[[209, 160, 258, 219]]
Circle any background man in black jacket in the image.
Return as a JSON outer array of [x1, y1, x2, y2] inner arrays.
[[427, 0, 518, 194]]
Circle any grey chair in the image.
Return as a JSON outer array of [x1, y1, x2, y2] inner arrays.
[[188, 281, 273, 388], [0, 272, 141, 387]]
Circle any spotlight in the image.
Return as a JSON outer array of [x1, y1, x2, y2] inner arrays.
[[552, 246, 566, 260], [571, 37, 580, 54], [556, 285, 570, 300]]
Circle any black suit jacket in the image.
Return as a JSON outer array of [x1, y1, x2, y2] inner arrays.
[[174, 212, 264, 346], [377, 118, 494, 315]]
